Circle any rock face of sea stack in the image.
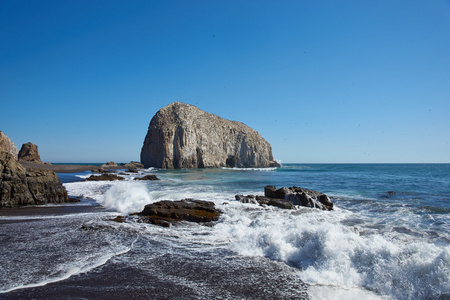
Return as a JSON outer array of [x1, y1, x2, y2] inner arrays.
[[141, 102, 279, 169], [0, 132, 69, 208], [18, 142, 43, 163]]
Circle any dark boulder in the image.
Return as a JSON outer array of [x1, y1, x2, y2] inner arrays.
[[236, 194, 294, 209], [267, 198, 295, 209], [91, 168, 107, 174], [267, 186, 333, 210], [85, 174, 125, 181], [237, 185, 333, 211], [264, 186, 290, 199], [122, 161, 144, 169], [101, 161, 117, 168], [380, 191, 396, 199], [134, 175, 159, 181], [139, 199, 221, 227]]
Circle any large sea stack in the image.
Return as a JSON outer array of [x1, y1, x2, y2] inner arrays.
[[141, 102, 279, 169], [0, 131, 69, 208]]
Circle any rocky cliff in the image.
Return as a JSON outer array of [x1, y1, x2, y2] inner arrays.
[[0, 130, 19, 160], [0, 132, 68, 208], [141, 102, 279, 169]]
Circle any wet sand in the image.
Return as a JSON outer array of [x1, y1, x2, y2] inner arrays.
[[19, 162, 124, 173], [0, 203, 107, 219], [0, 204, 310, 300]]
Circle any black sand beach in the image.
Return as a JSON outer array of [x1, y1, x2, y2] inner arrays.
[[19, 161, 120, 173], [0, 204, 310, 300]]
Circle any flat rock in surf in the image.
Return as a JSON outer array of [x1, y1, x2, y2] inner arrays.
[[85, 174, 125, 181], [120, 161, 144, 169], [236, 185, 333, 210], [134, 175, 160, 181], [139, 199, 221, 227]]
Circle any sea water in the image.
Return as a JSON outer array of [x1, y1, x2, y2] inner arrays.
[[0, 164, 449, 299]]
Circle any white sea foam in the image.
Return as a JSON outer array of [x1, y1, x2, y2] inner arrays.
[[0, 243, 133, 294], [64, 181, 114, 200], [98, 181, 156, 215], [214, 204, 450, 300], [308, 285, 388, 300], [62, 175, 450, 299], [221, 167, 277, 171]]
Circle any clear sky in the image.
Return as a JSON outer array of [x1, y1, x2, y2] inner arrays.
[[1, 0, 449, 163]]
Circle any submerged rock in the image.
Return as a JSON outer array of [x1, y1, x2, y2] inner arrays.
[[101, 161, 117, 168], [140, 102, 280, 169], [91, 168, 107, 174], [380, 191, 396, 199], [121, 161, 144, 169], [236, 185, 333, 211], [18, 142, 43, 163], [139, 199, 221, 227], [134, 175, 159, 181]]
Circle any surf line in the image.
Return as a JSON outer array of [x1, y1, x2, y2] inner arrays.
[[0, 235, 139, 294]]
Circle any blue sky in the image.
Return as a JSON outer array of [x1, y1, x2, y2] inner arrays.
[[1, 0, 449, 163]]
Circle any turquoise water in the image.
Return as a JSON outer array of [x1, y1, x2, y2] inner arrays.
[[154, 163, 450, 213]]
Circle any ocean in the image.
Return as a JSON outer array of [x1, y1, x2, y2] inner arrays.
[[0, 164, 449, 299]]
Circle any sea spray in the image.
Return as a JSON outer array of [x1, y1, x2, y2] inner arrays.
[[59, 164, 450, 299], [214, 205, 450, 299], [99, 181, 154, 215], [0, 212, 137, 293]]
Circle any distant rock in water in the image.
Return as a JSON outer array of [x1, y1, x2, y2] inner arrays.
[[134, 175, 159, 181], [85, 174, 125, 181], [101, 161, 117, 168], [18, 142, 43, 163], [0, 132, 69, 207], [236, 185, 333, 211], [140, 102, 280, 169], [121, 161, 144, 169]]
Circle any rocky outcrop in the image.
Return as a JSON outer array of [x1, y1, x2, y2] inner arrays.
[[235, 194, 295, 209], [0, 133, 69, 208], [0, 131, 19, 160], [236, 185, 333, 211], [24, 168, 69, 205], [85, 174, 125, 181], [101, 161, 117, 168], [141, 102, 280, 169], [121, 161, 144, 169], [18, 142, 43, 163], [134, 175, 159, 181], [139, 199, 221, 227]]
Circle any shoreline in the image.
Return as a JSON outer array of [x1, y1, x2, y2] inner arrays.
[[19, 161, 125, 173]]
